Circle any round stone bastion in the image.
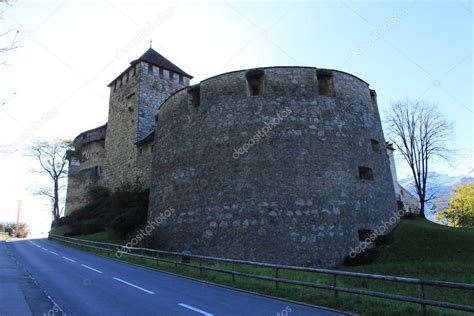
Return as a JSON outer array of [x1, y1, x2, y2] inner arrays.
[[148, 66, 398, 266]]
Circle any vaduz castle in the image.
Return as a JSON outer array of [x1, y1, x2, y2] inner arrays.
[[65, 48, 399, 266]]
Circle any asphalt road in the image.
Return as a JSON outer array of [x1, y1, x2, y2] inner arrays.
[[6, 238, 349, 316]]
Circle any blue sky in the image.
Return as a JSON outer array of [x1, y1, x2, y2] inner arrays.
[[0, 0, 472, 234]]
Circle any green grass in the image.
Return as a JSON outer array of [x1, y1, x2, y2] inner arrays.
[[49, 225, 73, 236], [0, 233, 10, 240], [51, 219, 474, 315]]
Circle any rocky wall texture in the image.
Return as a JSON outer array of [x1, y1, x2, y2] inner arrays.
[[102, 65, 141, 190], [138, 62, 188, 141], [149, 67, 397, 266]]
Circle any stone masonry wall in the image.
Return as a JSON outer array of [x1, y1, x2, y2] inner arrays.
[[148, 67, 397, 266], [102, 65, 141, 190], [138, 62, 189, 141], [65, 137, 105, 215], [136, 142, 154, 188]]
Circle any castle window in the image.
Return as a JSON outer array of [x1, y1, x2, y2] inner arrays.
[[188, 85, 200, 107], [370, 90, 378, 112], [358, 229, 374, 242], [169, 71, 174, 82], [179, 74, 184, 84], [151, 145, 154, 153], [113, 82, 117, 92], [359, 166, 374, 180], [159, 68, 164, 79], [131, 67, 136, 76], [245, 69, 265, 96], [370, 139, 381, 153], [317, 70, 334, 97], [148, 64, 153, 74], [125, 73, 129, 83]]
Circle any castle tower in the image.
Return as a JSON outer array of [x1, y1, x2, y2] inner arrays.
[[149, 67, 397, 266], [102, 48, 192, 189]]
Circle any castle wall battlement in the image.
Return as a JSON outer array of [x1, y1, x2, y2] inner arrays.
[[149, 67, 396, 266]]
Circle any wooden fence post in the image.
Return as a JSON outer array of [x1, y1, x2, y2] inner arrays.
[[333, 274, 338, 299], [419, 283, 427, 315], [232, 261, 236, 283], [199, 257, 203, 277], [275, 267, 280, 290]]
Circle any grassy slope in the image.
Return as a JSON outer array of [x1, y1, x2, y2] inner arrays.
[[348, 218, 474, 282], [50, 219, 474, 315]]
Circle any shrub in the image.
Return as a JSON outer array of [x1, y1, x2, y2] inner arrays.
[[56, 183, 149, 238], [80, 220, 104, 235], [1, 222, 30, 238], [5, 227, 13, 236]]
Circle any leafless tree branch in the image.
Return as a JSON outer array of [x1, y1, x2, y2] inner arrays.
[[386, 99, 453, 219], [26, 138, 72, 225]]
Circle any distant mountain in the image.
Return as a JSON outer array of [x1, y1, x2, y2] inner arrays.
[[399, 168, 474, 220]]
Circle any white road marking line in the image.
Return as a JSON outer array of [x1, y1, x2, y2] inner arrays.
[[112, 277, 155, 294], [178, 303, 213, 316], [41, 247, 48, 251], [49, 251, 59, 255], [62, 256, 75, 263], [81, 264, 103, 274]]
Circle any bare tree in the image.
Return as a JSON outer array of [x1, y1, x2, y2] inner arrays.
[[27, 139, 72, 226], [386, 99, 453, 219], [1, 0, 20, 66]]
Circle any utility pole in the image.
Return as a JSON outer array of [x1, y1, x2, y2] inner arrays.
[[16, 200, 22, 238]]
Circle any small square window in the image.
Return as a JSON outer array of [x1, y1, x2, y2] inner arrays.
[[179, 74, 184, 84], [370, 90, 378, 112], [159, 68, 164, 79], [359, 166, 374, 180], [188, 85, 200, 107], [358, 229, 373, 241], [371, 139, 381, 153], [169, 71, 174, 81], [148, 64, 153, 75], [246, 69, 265, 96], [317, 71, 334, 97]]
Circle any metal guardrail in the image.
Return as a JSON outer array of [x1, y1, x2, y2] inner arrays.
[[49, 234, 474, 314]]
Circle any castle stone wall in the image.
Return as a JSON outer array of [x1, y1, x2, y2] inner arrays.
[[65, 129, 106, 215], [102, 65, 141, 189], [149, 67, 397, 266], [137, 142, 154, 188], [138, 62, 188, 141]]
